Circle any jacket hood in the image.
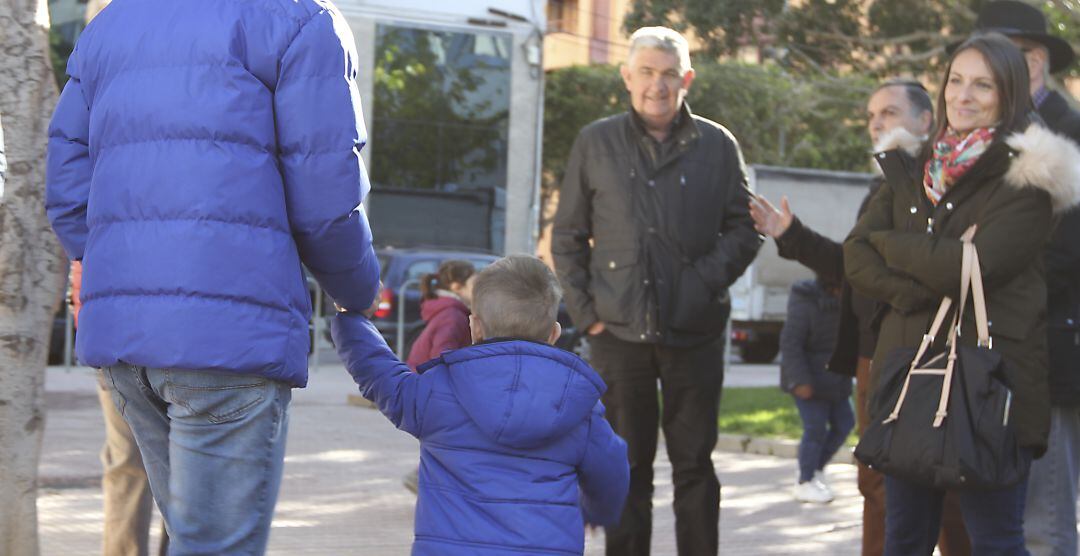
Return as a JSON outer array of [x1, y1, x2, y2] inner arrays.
[[791, 279, 839, 311], [440, 340, 606, 449], [791, 279, 820, 297], [1003, 123, 1080, 213], [421, 295, 468, 322]]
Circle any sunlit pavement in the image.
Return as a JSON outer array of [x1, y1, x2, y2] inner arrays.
[[39, 365, 860, 555]]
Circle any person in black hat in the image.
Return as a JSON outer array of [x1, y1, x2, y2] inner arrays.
[[966, 2, 1080, 555]]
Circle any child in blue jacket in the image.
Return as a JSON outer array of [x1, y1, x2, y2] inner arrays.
[[332, 255, 629, 555]]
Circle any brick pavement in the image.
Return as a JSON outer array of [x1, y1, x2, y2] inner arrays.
[[38, 365, 860, 555]]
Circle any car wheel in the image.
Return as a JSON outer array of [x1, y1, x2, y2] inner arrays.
[[739, 339, 779, 364]]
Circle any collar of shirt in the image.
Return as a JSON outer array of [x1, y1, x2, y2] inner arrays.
[[629, 101, 694, 144]]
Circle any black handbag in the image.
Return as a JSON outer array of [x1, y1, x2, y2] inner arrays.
[[854, 236, 1029, 490]]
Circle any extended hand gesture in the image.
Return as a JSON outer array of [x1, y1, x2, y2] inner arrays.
[[749, 194, 794, 239]]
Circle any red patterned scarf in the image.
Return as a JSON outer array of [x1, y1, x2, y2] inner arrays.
[[922, 127, 995, 205]]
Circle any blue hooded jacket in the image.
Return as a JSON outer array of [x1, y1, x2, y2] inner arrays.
[[45, 0, 379, 386], [331, 315, 630, 555]]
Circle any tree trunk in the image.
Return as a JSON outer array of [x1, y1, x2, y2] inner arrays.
[[0, 0, 67, 554]]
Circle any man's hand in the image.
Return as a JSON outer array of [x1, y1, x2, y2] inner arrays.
[[587, 322, 606, 336], [749, 195, 794, 239], [792, 384, 814, 400]]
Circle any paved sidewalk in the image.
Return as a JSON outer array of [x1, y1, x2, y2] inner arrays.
[[39, 365, 860, 555]]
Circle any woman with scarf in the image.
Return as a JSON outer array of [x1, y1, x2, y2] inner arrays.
[[845, 33, 1080, 554]]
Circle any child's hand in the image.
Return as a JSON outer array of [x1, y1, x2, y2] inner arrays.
[[362, 282, 385, 318]]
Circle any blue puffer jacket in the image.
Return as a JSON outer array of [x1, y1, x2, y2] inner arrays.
[[331, 315, 630, 555], [45, 0, 379, 386]]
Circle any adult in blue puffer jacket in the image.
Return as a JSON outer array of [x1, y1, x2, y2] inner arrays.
[[333, 256, 630, 555], [44, 0, 380, 553]]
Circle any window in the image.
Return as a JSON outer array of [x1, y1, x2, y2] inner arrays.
[[404, 260, 439, 282], [546, 0, 578, 34], [371, 24, 512, 192]]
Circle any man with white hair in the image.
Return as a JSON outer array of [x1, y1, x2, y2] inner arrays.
[[552, 26, 761, 555]]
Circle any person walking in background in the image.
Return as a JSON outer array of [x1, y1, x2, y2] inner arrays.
[[957, 2, 1080, 553], [552, 26, 761, 555], [71, 261, 168, 556], [401, 259, 475, 493], [780, 276, 854, 504], [845, 33, 1080, 554], [45, 0, 381, 553], [750, 79, 970, 555], [405, 260, 476, 370]]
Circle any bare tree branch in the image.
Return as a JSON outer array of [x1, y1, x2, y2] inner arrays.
[[802, 30, 946, 48]]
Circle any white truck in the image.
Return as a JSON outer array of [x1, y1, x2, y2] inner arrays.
[[729, 165, 876, 363]]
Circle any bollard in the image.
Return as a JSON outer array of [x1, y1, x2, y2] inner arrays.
[[396, 279, 420, 359], [311, 283, 323, 371], [63, 301, 74, 371]]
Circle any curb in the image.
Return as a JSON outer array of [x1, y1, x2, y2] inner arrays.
[[715, 433, 855, 465]]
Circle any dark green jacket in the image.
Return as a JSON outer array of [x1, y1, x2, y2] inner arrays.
[[844, 124, 1080, 455]]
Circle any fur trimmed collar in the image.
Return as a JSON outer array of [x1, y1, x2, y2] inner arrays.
[[873, 127, 925, 157], [1003, 124, 1080, 213], [874, 124, 1080, 213]]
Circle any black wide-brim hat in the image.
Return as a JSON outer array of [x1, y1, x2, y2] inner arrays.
[[948, 0, 1076, 73]]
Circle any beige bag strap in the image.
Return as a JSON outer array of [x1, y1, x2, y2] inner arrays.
[[926, 242, 975, 427], [883, 225, 981, 427], [883, 297, 952, 424], [969, 245, 991, 347]]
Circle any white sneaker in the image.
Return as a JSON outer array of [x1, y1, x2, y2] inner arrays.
[[813, 470, 830, 488], [793, 480, 834, 504]]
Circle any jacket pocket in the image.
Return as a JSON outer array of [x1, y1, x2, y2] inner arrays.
[[590, 249, 639, 326], [669, 263, 729, 334]]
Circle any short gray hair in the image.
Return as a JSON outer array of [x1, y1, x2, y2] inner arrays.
[[628, 26, 692, 75], [471, 255, 562, 342]]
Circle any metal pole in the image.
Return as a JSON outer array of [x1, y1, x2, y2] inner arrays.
[[724, 314, 733, 369], [63, 301, 74, 371], [396, 279, 420, 359], [311, 282, 323, 371]]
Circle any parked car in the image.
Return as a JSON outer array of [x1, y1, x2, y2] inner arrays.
[[316, 246, 583, 359]]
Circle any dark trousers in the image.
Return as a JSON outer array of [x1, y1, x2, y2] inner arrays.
[[589, 332, 724, 556], [884, 472, 1030, 556]]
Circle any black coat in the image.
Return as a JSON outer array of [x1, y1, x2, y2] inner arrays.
[[780, 279, 852, 401], [775, 181, 882, 376], [552, 104, 762, 347], [1040, 90, 1080, 406]]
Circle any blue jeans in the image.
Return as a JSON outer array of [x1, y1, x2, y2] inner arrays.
[[885, 471, 1031, 556], [793, 397, 855, 482], [102, 365, 291, 555], [1024, 406, 1080, 556]]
